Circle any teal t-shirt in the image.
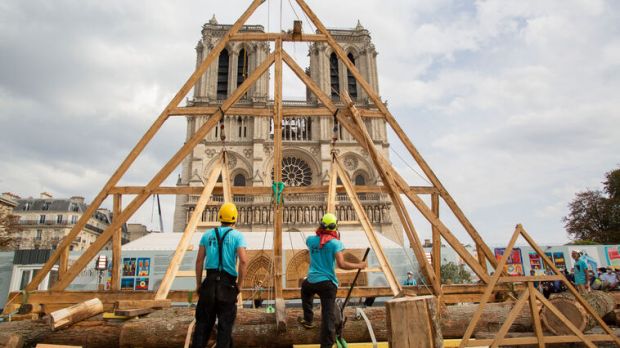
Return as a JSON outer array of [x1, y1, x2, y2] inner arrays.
[[306, 235, 344, 286], [574, 257, 588, 285], [199, 227, 247, 277]]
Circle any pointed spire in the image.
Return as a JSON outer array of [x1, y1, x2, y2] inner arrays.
[[209, 14, 218, 25], [355, 19, 364, 30]]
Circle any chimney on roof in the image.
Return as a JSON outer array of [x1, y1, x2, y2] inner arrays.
[[70, 196, 85, 204], [40, 192, 53, 199]]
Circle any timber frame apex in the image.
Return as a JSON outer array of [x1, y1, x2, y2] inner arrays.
[[12, 0, 518, 318]]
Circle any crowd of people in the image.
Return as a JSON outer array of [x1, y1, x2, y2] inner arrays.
[[529, 249, 619, 299]]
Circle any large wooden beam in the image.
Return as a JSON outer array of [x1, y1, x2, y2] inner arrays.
[[431, 193, 441, 281], [109, 185, 437, 195], [169, 106, 384, 118], [111, 194, 122, 291], [154, 156, 223, 300], [342, 91, 441, 294], [50, 52, 276, 291], [23, 0, 266, 294], [229, 32, 327, 42], [295, 0, 497, 271], [335, 157, 401, 296], [283, 49, 486, 285], [272, 39, 286, 330]]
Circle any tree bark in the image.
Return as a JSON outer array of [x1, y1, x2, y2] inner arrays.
[[0, 301, 538, 348], [541, 290, 615, 335], [0, 316, 121, 348]]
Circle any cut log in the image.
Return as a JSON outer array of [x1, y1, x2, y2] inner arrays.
[[386, 296, 442, 348], [49, 299, 103, 330], [0, 316, 121, 348], [0, 301, 537, 348], [0, 333, 23, 348], [541, 290, 615, 335]]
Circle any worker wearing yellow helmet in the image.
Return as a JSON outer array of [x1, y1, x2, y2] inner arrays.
[[298, 213, 367, 348], [192, 202, 248, 347]]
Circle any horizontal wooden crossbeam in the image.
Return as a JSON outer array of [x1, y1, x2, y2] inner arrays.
[[169, 106, 384, 118], [108, 185, 438, 195], [229, 32, 327, 42]]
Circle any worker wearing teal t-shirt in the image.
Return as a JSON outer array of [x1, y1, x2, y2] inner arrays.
[[571, 250, 590, 293], [298, 213, 367, 348], [192, 202, 248, 348]]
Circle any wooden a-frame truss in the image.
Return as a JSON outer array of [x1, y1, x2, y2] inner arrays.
[[10, 0, 518, 321], [460, 225, 620, 347]]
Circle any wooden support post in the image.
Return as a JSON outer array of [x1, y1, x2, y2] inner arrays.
[[155, 156, 224, 300], [272, 38, 286, 330], [221, 151, 233, 202], [294, 0, 498, 271], [386, 296, 443, 348], [50, 52, 275, 291], [527, 282, 545, 348], [431, 193, 441, 281], [111, 194, 122, 291], [334, 158, 401, 296], [459, 225, 521, 348], [22, 0, 266, 294], [58, 248, 69, 282], [476, 243, 488, 273], [326, 154, 338, 214]]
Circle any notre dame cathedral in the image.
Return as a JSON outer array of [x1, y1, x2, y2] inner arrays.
[[173, 16, 401, 241]]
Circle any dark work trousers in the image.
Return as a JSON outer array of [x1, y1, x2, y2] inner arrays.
[[191, 272, 238, 348], [301, 279, 338, 348]]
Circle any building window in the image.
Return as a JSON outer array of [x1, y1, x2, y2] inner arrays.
[[71, 215, 77, 224], [278, 157, 313, 187], [355, 174, 366, 185], [329, 52, 340, 98], [56, 214, 63, 224], [35, 229, 42, 240], [347, 53, 357, 100], [39, 215, 46, 224], [217, 49, 230, 100], [237, 48, 248, 88], [23, 202, 30, 211], [70, 203, 79, 212], [237, 116, 247, 139], [42, 202, 50, 211], [233, 174, 246, 186]]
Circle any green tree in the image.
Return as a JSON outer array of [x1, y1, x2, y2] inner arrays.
[[440, 262, 473, 284], [563, 167, 620, 244]]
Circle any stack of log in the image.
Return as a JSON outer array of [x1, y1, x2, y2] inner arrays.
[[540, 290, 616, 335], [0, 292, 617, 348]]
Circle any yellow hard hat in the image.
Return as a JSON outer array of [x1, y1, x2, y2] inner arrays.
[[320, 213, 338, 231], [218, 202, 238, 223]]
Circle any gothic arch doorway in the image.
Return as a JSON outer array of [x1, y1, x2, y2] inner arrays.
[[286, 250, 310, 287], [244, 253, 273, 289]]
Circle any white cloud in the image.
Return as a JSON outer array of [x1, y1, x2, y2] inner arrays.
[[1, 0, 619, 246]]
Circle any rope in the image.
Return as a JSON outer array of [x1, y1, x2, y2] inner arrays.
[[390, 148, 432, 185]]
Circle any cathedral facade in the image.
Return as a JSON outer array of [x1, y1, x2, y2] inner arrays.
[[173, 16, 400, 241]]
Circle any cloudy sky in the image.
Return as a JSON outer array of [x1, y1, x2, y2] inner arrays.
[[1, 0, 618, 246]]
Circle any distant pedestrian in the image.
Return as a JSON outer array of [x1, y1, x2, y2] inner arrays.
[[571, 250, 590, 293], [403, 271, 417, 286]]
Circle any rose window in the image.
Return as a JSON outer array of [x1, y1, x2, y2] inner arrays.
[[272, 157, 312, 186]]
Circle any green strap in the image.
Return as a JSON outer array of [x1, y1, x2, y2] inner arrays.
[[272, 181, 285, 205]]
